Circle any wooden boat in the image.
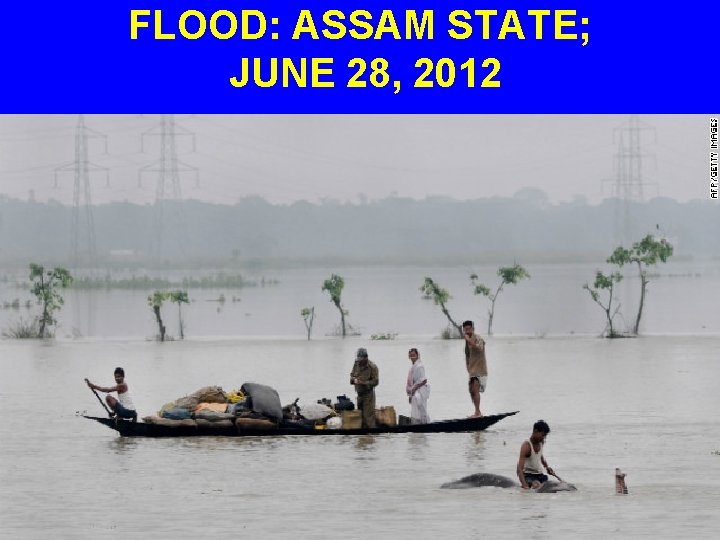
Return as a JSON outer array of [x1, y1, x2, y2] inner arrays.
[[84, 411, 518, 438]]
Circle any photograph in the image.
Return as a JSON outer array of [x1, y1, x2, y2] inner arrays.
[[1, 113, 718, 538]]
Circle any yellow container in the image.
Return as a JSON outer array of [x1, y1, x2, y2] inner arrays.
[[341, 410, 362, 429], [227, 390, 246, 403]]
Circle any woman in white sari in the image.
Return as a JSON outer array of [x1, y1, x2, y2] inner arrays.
[[406, 348, 430, 424]]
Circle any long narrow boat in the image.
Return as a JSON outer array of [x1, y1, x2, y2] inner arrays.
[[84, 411, 518, 438]]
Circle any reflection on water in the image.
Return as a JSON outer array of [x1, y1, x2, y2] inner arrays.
[[70, 287, 97, 338], [463, 431, 488, 467], [353, 434, 377, 453], [107, 437, 140, 456], [407, 433, 429, 458]]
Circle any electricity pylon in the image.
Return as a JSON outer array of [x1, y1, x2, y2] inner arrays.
[[604, 115, 657, 246], [54, 115, 109, 268], [139, 115, 198, 259]]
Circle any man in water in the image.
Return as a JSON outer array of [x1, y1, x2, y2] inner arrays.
[[350, 347, 379, 428], [517, 420, 557, 489], [86, 367, 137, 421], [462, 320, 487, 417]]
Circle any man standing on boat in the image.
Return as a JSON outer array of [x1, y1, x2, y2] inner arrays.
[[86, 367, 137, 421], [462, 320, 487, 418], [350, 347, 379, 428]]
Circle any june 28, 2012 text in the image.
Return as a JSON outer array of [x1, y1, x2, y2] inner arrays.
[[130, 8, 590, 91]]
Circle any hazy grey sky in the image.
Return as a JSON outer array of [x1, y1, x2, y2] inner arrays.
[[0, 115, 712, 205]]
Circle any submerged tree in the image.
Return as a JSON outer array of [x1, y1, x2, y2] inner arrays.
[[29, 263, 73, 338], [148, 290, 169, 341], [169, 290, 189, 339], [301, 307, 315, 340], [470, 263, 530, 336], [420, 277, 462, 337], [583, 270, 624, 338], [607, 234, 674, 335], [322, 274, 347, 337]]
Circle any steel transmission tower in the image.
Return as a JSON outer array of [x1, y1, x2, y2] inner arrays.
[[609, 115, 657, 246], [54, 115, 109, 268], [139, 115, 198, 258]]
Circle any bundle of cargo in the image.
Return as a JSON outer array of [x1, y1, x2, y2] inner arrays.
[[141, 415, 197, 427], [156, 406, 193, 420], [144, 383, 284, 430], [174, 385, 228, 410], [154, 386, 228, 419], [333, 394, 355, 411], [235, 415, 277, 430], [193, 402, 235, 428], [299, 402, 334, 422], [196, 416, 235, 429], [239, 382, 282, 422], [375, 406, 397, 427], [325, 416, 343, 429], [194, 402, 228, 414], [341, 410, 362, 429], [280, 396, 341, 429]]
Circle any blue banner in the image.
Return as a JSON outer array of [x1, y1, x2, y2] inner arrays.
[[2, 1, 717, 112]]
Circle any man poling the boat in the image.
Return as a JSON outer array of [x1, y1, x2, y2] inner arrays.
[[86, 367, 137, 422]]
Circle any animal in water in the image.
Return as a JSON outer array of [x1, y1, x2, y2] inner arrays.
[[440, 473, 577, 493], [441, 473, 517, 489], [534, 480, 577, 493]]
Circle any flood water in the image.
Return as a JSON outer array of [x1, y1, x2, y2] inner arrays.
[[1, 334, 719, 539], [1, 262, 719, 538]]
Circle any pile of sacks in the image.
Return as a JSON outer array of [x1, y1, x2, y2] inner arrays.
[[142, 383, 283, 430]]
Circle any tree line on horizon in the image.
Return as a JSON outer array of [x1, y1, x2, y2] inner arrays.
[[0, 195, 715, 268]]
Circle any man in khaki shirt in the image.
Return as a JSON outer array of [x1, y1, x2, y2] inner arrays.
[[350, 347, 379, 428], [462, 320, 487, 417]]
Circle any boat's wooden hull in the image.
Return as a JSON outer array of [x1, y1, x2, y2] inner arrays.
[[84, 411, 518, 437]]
